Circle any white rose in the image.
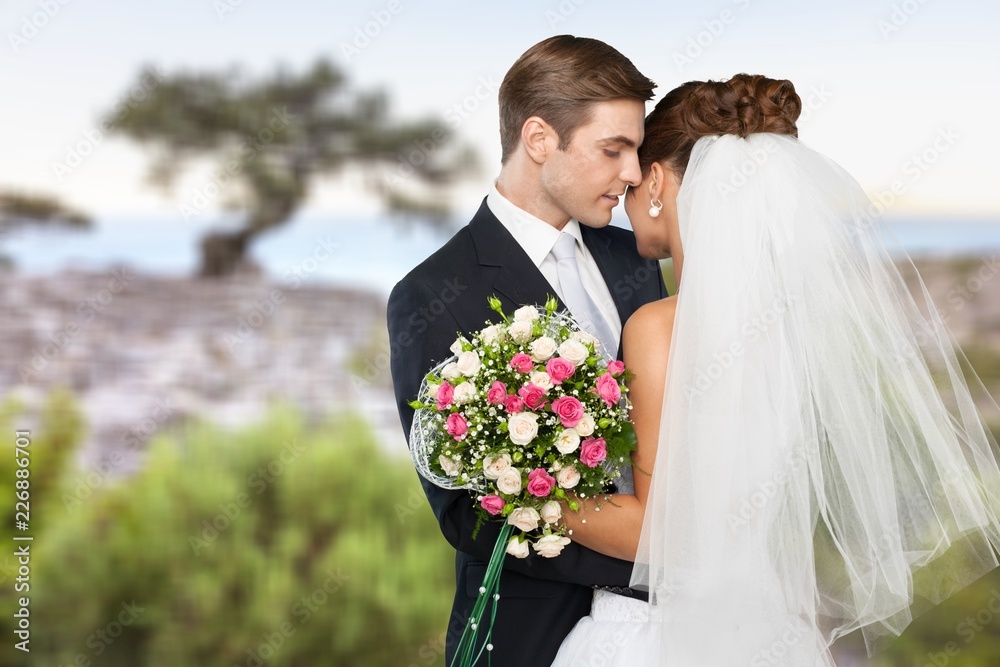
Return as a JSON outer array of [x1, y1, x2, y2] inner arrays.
[[558, 339, 589, 366], [441, 362, 462, 381], [480, 324, 502, 346], [573, 330, 600, 349], [554, 429, 580, 455], [450, 337, 468, 356], [513, 305, 540, 322], [529, 336, 557, 362], [532, 534, 571, 558], [496, 467, 523, 495], [540, 500, 563, 525], [574, 413, 596, 437], [508, 412, 539, 446], [483, 452, 512, 480], [508, 320, 533, 344], [506, 536, 530, 559], [439, 454, 462, 477], [453, 382, 477, 405], [456, 351, 481, 377], [426, 382, 441, 402], [507, 506, 541, 532], [557, 466, 581, 489], [529, 370, 553, 392]]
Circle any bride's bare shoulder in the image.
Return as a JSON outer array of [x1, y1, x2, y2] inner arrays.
[[624, 296, 677, 344]]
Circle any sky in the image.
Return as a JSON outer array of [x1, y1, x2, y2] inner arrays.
[[1, 0, 999, 224]]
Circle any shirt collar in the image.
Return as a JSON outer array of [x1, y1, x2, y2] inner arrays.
[[487, 180, 584, 268]]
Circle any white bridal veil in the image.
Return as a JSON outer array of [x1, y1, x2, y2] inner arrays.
[[630, 133, 1000, 664]]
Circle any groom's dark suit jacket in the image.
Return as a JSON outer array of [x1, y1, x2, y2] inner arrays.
[[388, 198, 668, 667]]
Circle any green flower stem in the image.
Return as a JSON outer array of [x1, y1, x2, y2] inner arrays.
[[450, 522, 515, 667]]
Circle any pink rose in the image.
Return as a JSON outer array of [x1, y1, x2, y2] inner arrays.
[[509, 353, 534, 374], [480, 494, 505, 515], [503, 395, 525, 414], [436, 381, 454, 410], [579, 436, 607, 468], [545, 357, 576, 384], [595, 372, 622, 406], [526, 468, 556, 497], [517, 383, 548, 411], [550, 395, 584, 428], [487, 381, 507, 405], [606, 360, 625, 377], [446, 413, 469, 441]]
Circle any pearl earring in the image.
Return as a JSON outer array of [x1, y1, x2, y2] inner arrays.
[[649, 198, 663, 218]]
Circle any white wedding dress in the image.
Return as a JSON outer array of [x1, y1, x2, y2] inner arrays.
[[553, 134, 1000, 666]]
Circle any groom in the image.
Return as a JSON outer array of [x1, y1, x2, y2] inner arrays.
[[388, 35, 667, 666]]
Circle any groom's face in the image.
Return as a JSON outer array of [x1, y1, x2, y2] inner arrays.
[[540, 98, 645, 228]]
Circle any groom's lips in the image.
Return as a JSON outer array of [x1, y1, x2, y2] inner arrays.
[[602, 193, 622, 204]]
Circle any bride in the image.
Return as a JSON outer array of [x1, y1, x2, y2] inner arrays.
[[552, 74, 1000, 665]]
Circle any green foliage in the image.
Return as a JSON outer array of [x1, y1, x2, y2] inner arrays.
[[0, 393, 453, 667]]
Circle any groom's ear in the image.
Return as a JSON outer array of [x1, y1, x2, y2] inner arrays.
[[521, 116, 556, 165]]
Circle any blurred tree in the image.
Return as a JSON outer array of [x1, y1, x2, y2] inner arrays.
[[105, 61, 476, 277], [0, 190, 91, 268]]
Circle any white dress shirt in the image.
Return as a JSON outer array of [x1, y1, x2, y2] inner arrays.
[[486, 181, 622, 350]]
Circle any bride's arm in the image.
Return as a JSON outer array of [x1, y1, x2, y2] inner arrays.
[[561, 297, 675, 561]]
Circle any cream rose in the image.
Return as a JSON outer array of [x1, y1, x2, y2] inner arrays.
[[574, 413, 596, 437], [532, 534, 571, 558], [558, 339, 589, 366], [496, 467, 522, 495], [483, 452, 512, 480], [508, 321, 533, 344], [507, 506, 541, 532], [557, 465, 581, 489], [540, 500, 563, 525], [513, 305, 540, 322], [426, 382, 441, 402], [507, 412, 539, 446], [554, 429, 581, 455], [506, 536, 530, 559], [480, 324, 502, 346], [572, 330, 600, 348], [456, 350, 481, 377], [450, 337, 468, 356], [529, 336, 557, 362], [453, 382, 476, 405], [439, 454, 462, 477], [441, 362, 462, 381], [529, 370, 553, 393]]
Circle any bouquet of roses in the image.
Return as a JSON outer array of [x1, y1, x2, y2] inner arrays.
[[408, 295, 636, 665]]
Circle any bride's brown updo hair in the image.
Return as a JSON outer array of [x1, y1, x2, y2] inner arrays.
[[638, 74, 801, 178]]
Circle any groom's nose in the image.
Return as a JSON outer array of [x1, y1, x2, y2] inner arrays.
[[621, 153, 642, 188]]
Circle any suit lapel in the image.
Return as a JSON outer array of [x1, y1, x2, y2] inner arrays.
[[581, 225, 634, 329], [469, 199, 557, 312]]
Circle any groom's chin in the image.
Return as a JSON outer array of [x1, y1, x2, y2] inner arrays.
[[576, 214, 614, 229]]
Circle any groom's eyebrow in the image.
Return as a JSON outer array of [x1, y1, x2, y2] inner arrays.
[[598, 136, 637, 148]]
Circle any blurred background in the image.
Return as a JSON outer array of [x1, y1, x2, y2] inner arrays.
[[1, 0, 999, 664]]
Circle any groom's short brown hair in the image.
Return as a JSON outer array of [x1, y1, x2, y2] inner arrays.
[[498, 35, 656, 164]]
